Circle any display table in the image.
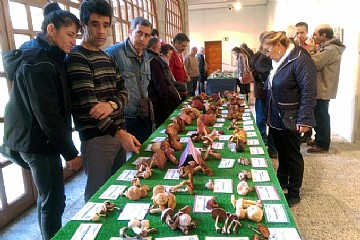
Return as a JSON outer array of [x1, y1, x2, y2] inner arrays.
[[53, 96, 301, 240], [206, 71, 238, 95]]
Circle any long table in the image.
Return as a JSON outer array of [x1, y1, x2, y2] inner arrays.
[[206, 72, 238, 95], [53, 96, 300, 240]]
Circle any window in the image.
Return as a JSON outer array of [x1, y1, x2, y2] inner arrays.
[[165, 0, 183, 44], [111, 0, 157, 43]]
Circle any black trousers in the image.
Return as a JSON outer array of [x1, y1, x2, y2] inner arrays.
[[270, 127, 304, 197]]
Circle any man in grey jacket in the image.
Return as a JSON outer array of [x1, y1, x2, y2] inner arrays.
[[307, 24, 346, 153]]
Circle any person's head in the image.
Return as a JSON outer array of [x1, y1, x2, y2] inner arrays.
[[313, 24, 333, 44], [128, 17, 153, 55], [190, 47, 198, 55], [232, 47, 240, 57], [41, 2, 80, 54], [160, 44, 174, 60], [260, 31, 290, 62], [240, 43, 248, 49], [80, 0, 112, 50], [151, 28, 159, 38], [172, 33, 190, 53], [295, 22, 308, 42], [147, 37, 161, 53], [198, 47, 205, 54]]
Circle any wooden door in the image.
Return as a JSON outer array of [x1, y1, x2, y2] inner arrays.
[[204, 41, 222, 77]]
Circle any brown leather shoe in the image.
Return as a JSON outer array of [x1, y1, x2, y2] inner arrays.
[[307, 146, 329, 153], [306, 140, 316, 146]]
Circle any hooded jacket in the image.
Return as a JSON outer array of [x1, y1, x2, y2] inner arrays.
[[3, 34, 78, 160], [311, 38, 346, 99]]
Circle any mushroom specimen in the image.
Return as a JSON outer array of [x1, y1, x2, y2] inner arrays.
[[205, 179, 214, 191], [210, 208, 228, 233], [205, 196, 219, 210], [149, 185, 176, 214], [236, 180, 255, 196]]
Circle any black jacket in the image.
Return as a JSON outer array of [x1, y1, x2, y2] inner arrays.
[[3, 35, 78, 160]]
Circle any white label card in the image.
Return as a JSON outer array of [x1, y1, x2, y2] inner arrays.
[[251, 169, 271, 182], [216, 118, 226, 122], [221, 110, 229, 114], [243, 120, 254, 125], [72, 202, 104, 221], [193, 195, 214, 213], [132, 157, 150, 166], [186, 131, 197, 136], [213, 179, 233, 193], [180, 137, 190, 143], [164, 169, 180, 179], [219, 135, 231, 141], [242, 116, 252, 121], [205, 237, 249, 240], [264, 204, 289, 223], [268, 228, 302, 240], [247, 139, 260, 146], [242, 112, 251, 117], [111, 237, 151, 240], [218, 158, 235, 168], [151, 136, 166, 142], [118, 203, 150, 220], [117, 170, 138, 181], [99, 185, 127, 200], [71, 223, 102, 240], [212, 142, 225, 150], [255, 186, 280, 201], [213, 123, 224, 128], [250, 158, 268, 168], [160, 129, 166, 134], [243, 125, 255, 131], [145, 143, 153, 152], [250, 147, 265, 155], [156, 235, 199, 240], [244, 108, 251, 112], [246, 131, 257, 137]]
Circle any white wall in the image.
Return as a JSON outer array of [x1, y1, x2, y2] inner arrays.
[[189, 0, 360, 141]]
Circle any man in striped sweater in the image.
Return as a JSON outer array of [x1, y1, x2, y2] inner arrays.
[[65, 0, 140, 202]]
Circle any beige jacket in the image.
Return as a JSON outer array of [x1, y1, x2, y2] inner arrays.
[[184, 54, 200, 77]]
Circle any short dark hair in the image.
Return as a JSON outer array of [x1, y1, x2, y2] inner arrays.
[[231, 47, 240, 53], [160, 44, 174, 55], [130, 17, 153, 31], [295, 22, 308, 32], [147, 37, 160, 49], [173, 33, 190, 44], [42, 2, 81, 34], [80, 0, 112, 25], [318, 27, 334, 39], [151, 28, 159, 37]]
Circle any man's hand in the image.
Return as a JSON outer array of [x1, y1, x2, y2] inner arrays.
[[116, 129, 141, 154], [297, 125, 310, 134], [89, 101, 113, 120], [66, 155, 82, 171]]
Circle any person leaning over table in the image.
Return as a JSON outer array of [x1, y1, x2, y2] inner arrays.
[[65, 0, 140, 202], [106, 17, 154, 144], [3, 3, 82, 239], [147, 37, 181, 127], [260, 31, 317, 207]]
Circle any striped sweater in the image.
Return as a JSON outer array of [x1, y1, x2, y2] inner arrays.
[[65, 45, 128, 141]]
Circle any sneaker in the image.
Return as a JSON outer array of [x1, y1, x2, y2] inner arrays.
[[306, 140, 316, 146], [307, 146, 329, 153], [284, 194, 300, 208]]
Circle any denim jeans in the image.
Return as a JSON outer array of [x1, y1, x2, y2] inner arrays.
[[255, 98, 267, 139], [125, 117, 153, 144], [20, 152, 65, 240], [314, 99, 330, 150]]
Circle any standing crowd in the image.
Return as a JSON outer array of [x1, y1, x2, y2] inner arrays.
[[1, 0, 345, 238]]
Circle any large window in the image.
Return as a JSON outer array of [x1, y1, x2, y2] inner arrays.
[[165, 0, 183, 44], [111, 0, 157, 43]]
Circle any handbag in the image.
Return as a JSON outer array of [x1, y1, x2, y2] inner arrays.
[[242, 71, 254, 84]]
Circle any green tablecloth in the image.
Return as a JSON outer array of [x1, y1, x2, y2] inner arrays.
[[53, 99, 299, 240]]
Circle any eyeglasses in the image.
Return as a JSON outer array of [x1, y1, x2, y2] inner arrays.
[[263, 45, 274, 56]]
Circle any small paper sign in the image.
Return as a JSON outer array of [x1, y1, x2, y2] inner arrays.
[[221, 110, 229, 114], [251, 169, 271, 182], [156, 236, 199, 240], [264, 204, 289, 223], [219, 135, 231, 141], [255, 186, 280, 201], [72, 202, 104, 221], [111, 237, 151, 240], [117, 170, 138, 181], [212, 142, 224, 150], [193, 195, 214, 213], [243, 125, 255, 131], [180, 137, 190, 143], [132, 157, 150, 166], [247, 139, 260, 146], [244, 108, 251, 112], [250, 158, 268, 168], [216, 118, 226, 122], [250, 147, 265, 155], [246, 131, 257, 137], [118, 203, 150, 220], [213, 123, 224, 128], [213, 179, 233, 193], [218, 158, 235, 168], [160, 129, 166, 134], [145, 144, 153, 152], [99, 185, 127, 200], [71, 223, 102, 240], [268, 228, 302, 240], [243, 120, 254, 125], [164, 169, 180, 179], [242, 112, 251, 117], [152, 136, 166, 142], [205, 237, 249, 240], [242, 116, 252, 120], [186, 131, 197, 136]]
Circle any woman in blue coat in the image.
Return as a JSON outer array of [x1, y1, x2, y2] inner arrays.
[[260, 31, 316, 207]]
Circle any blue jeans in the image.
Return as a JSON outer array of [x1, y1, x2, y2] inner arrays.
[[314, 99, 330, 150], [20, 152, 65, 240], [81, 135, 126, 202], [125, 117, 153, 144], [255, 98, 267, 139]]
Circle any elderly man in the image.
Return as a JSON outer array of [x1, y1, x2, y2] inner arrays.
[[184, 47, 199, 96], [307, 24, 346, 153], [106, 17, 153, 144], [196, 47, 207, 94]]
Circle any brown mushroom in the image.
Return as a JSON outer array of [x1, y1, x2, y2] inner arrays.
[[206, 196, 219, 210], [211, 208, 227, 233], [257, 223, 270, 238], [222, 213, 238, 234], [161, 208, 175, 229]]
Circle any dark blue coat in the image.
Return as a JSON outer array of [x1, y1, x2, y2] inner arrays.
[[266, 45, 317, 130]]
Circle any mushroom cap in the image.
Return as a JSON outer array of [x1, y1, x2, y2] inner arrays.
[[179, 205, 191, 214], [211, 208, 227, 221], [246, 205, 264, 222], [178, 213, 192, 227], [161, 208, 174, 222]]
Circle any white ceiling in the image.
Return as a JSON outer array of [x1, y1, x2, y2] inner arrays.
[[188, 0, 269, 11]]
